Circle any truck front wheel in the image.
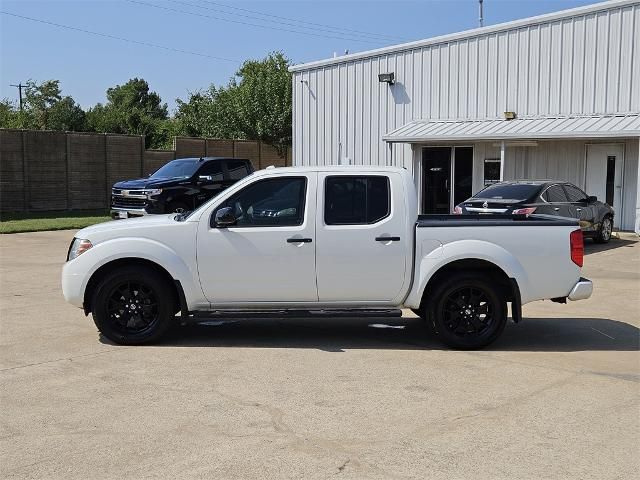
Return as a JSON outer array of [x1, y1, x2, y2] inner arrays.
[[428, 273, 507, 349], [91, 266, 177, 345]]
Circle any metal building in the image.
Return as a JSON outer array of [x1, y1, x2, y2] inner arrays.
[[290, 0, 640, 232]]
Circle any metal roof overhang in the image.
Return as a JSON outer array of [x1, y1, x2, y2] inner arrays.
[[382, 114, 640, 143]]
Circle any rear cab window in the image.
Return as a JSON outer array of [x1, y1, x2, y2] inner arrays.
[[324, 176, 390, 225]]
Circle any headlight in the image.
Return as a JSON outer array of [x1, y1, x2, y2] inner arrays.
[[67, 238, 93, 261], [143, 189, 162, 198]]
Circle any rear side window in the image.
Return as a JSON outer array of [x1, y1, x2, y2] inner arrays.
[[543, 185, 569, 203], [226, 160, 250, 180], [325, 176, 390, 225]]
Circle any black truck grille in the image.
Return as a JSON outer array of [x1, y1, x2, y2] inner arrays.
[[112, 196, 147, 209]]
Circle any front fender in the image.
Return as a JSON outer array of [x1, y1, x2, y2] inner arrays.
[[62, 237, 205, 310], [404, 239, 532, 308]]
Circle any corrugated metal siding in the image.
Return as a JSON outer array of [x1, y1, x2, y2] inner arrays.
[[292, 1, 640, 167]]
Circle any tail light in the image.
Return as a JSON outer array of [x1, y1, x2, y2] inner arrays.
[[453, 205, 463, 215], [570, 229, 584, 267], [512, 207, 537, 216]]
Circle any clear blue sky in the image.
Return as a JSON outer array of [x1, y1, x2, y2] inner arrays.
[[1, 0, 599, 113]]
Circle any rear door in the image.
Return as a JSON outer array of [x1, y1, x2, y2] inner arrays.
[[315, 172, 409, 303]]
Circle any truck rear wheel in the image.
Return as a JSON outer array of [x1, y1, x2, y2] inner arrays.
[[91, 266, 177, 345], [428, 272, 507, 349]]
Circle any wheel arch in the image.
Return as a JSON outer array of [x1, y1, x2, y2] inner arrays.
[[418, 258, 518, 312], [83, 257, 185, 316]]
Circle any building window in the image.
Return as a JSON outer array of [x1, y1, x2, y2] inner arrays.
[[484, 158, 501, 186]]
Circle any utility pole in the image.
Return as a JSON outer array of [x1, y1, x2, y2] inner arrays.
[[479, 0, 484, 28], [10, 83, 25, 111]]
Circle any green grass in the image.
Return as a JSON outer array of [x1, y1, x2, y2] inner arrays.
[[0, 210, 111, 234]]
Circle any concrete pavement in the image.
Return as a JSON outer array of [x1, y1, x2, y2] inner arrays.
[[1, 230, 638, 479]]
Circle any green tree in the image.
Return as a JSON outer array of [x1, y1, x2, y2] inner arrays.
[[175, 52, 292, 156], [87, 78, 168, 148], [0, 80, 87, 131], [231, 51, 292, 156]]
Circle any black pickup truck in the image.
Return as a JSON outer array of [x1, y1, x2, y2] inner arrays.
[[111, 157, 254, 218]]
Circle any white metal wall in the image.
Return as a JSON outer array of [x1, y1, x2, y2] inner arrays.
[[292, 1, 640, 169]]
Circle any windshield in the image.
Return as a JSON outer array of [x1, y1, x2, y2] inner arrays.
[[151, 159, 199, 179], [473, 184, 542, 201]]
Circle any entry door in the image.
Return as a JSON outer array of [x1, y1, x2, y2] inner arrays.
[[586, 144, 624, 228], [315, 172, 409, 303], [196, 173, 318, 304], [422, 147, 451, 214]]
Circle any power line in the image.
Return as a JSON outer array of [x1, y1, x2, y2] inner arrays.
[[127, 0, 385, 45], [0, 10, 238, 63], [182, 0, 407, 42]]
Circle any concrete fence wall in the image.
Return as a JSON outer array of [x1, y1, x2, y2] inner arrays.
[[0, 129, 291, 213]]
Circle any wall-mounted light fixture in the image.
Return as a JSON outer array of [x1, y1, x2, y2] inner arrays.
[[378, 72, 395, 84], [503, 111, 517, 120]]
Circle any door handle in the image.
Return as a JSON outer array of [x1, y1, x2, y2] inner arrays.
[[287, 237, 312, 243], [375, 236, 401, 242]]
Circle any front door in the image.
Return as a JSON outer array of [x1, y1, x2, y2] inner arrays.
[[586, 144, 624, 228], [196, 173, 318, 305], [422, 147, 451, 214]]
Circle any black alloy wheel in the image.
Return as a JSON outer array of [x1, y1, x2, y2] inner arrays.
[[428, 273, 507, 349], [106, 281, 159, 335], [92, 266, 177, 345]]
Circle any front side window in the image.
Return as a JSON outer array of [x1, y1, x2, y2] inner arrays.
[[198, 161, 223, 181], [325, 176, 390, 225], [214, 177, 306, 227]]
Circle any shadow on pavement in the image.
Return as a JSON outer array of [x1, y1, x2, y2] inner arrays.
[[584, 236, 637, 255], [101, 316, 640, 352]]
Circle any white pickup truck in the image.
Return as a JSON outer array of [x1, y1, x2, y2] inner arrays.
[[62, 166, 593, 349]]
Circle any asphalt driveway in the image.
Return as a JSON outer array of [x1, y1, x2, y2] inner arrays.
[[1, 230, 638, 479]]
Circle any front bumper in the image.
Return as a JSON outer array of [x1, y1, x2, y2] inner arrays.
[[568, 277, 593, 301]]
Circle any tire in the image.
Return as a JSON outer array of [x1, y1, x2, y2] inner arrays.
[[91, 266, 177, 345], [593, 216, 613, 244], [168, 201, 190, 214], [427, 272, 507, 349]]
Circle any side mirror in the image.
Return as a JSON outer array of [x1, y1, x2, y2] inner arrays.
[[587, 195, 597, 203], [199, 175, 213, 183], [214, 206, 236, 227]]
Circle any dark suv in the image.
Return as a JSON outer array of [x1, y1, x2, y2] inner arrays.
[[111, 157, 254, 219]]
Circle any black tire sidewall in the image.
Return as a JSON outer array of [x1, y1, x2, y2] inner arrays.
[[428, 273, 507, 349], [92, 266, 176, 345]]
